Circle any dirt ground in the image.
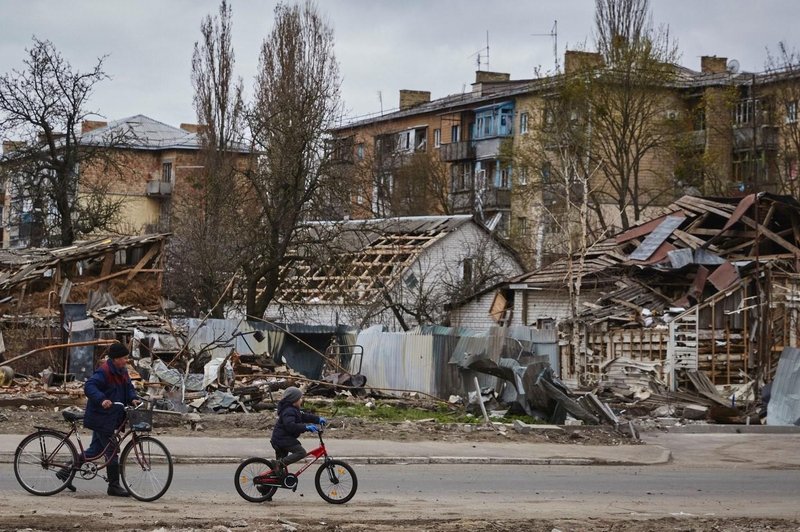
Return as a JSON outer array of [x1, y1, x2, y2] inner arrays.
[[0, 403, 634, 445], [0, 515, 797, 532]]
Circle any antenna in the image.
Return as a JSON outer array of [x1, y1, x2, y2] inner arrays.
[[531, 20, 559, 73], [469, 31, 490, 71], [377, 90, 383, 115], [727, 59, 740, 75]]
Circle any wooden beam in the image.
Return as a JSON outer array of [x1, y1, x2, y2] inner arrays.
[[740, 215, 800, 255], [127, 244, 161, 280], [78, 268, 163, 287]]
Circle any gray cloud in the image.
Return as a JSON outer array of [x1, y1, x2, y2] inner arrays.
[[0, 0, 796, 129]]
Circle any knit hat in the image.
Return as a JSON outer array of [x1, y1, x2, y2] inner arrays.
[[283, 386, 303, 403], [107, 342, 129, 359]]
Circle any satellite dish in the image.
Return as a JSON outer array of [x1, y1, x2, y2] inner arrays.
[[727, 59, 740, 74]]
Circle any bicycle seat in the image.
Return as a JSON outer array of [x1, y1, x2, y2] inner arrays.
[[62, 410, 84, 423]]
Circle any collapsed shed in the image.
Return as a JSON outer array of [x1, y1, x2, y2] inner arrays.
[[506, 194, 800, 394]]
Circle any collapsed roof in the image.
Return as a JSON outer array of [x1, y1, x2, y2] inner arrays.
[[513, 194, 800, 322]]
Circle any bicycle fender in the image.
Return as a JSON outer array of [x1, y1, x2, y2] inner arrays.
[[32, 427, 69, 436]]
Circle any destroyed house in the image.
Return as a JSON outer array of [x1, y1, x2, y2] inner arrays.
[[504, 194, 800, 391], [267, 215, 524, 331]]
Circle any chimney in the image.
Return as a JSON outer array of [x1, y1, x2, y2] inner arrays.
[[399, 90, 431, 111], [564, 51, 603, 74], [474, 71, 510, 84], [701, 56, 728, 74], [180, 123, 203, 134], [81, 120, 107, 134]]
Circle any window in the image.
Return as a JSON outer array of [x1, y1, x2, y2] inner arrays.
[[735, 99, 761, 126], [433, 128, 441, 148], [162, 162, 173, 183], [693, 108, 706, 131], [787, 101, 798, 124], [519, 167, 529, 186], [451, 124, 461, 142], [499, 166, 511, 189], [462, 257, 473, 284], [541, 162, 552, 184], [356, 143, 365, 160], [517, 216, 528, 237], [520, 112, 529, 134]]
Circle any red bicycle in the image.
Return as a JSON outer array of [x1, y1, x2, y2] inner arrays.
[[234, 426, 357, 504]]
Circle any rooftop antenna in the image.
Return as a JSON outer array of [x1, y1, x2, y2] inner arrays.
[[377, 90, 383, 115], [531, 20, 559, 73], [469, 31, 490, 71]]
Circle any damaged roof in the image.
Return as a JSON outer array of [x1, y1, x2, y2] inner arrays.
[[276, 215, 476, 304], [513, 193, 800, 318], [0, 233, 170, 293]]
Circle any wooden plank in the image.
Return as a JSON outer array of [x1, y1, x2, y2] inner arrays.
[[126, 244, 160, 281]]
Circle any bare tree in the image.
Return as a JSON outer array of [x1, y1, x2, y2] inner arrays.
[[0, 38, 127, 246], [587, 0, 681, 230], [766, 42, 800, 198], [242, 0, 342, 318], [168, 0, 247, 317]]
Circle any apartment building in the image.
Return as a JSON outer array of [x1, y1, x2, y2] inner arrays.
[[331, 51, 800, 268], [1, 115, 247, 248]]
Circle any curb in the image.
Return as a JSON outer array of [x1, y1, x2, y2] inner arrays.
[[0, 452, 671, 467]]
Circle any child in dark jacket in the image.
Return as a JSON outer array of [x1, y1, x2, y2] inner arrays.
[[270, 386, 325, 474]]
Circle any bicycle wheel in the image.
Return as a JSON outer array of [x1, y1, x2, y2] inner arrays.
[[235, 457, 278, 503], [315, 459, 357, 504], [14, 430, 78, 496], [120, 436, 173, 502]]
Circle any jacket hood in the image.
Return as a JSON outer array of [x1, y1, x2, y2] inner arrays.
[[277, 397, 297, 415]]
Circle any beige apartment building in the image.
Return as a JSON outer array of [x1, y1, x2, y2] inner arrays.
[[1, 115, 247, 248], [331, 51, 800, 269]]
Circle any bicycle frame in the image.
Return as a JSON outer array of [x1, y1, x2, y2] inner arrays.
[[36, 407, 141, 474], [256, 431, 331, 483]]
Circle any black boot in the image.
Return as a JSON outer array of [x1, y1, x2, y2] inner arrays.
[[55, 461, 77, 492], [106, 463, 129, 497]]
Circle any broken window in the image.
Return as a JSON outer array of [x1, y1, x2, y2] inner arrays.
[[520, 112, 529, 134], [433, 128, 441, 148]]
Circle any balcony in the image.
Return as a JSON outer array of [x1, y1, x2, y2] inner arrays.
[[146, 179, 172, 197], [449, 187, 511, 214], [733, 125, 779, 151], [440, 141, 475, 161]]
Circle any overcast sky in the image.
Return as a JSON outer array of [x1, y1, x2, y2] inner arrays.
[[0, 0, 797, 130]]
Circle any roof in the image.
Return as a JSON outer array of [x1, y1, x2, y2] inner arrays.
[[80, 115, 248, 152], [0, 233, 170, 293], [513, 194, 800, 319], [276, 215, 478, 304], [333, 62, 800, 132]]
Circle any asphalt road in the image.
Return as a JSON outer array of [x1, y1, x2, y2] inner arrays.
[[2, 462, 799, 524]]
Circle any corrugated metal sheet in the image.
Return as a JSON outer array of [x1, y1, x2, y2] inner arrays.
[[767, 347, 800, 426]]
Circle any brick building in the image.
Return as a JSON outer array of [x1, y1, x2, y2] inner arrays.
[[1, 115, 247, 248], [331, 52, 800, 269]]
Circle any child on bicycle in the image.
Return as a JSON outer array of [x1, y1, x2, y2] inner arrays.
[[270, 386, 325, 477]]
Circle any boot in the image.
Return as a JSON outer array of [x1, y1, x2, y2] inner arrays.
[[55, 461, 77, 492], [272, 460, 288, 480], [106, 463, 129, 497]]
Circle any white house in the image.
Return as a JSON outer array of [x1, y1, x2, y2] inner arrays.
[[266, 215, 524, 331]]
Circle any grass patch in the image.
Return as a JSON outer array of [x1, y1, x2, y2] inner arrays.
[[308, 399, 479, 424]]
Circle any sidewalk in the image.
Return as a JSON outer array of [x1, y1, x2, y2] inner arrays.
[[0, 433, 670, 466], [4, 429, 798, 467]]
